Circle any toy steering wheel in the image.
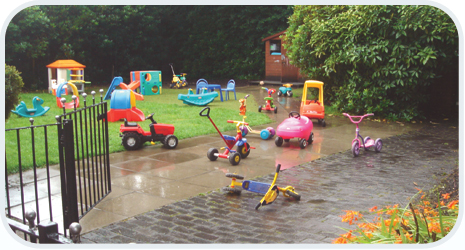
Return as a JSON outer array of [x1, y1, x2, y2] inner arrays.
[[288, 111, 301, 119], [146, 113, 157, 124], [311, 99, 320, 104]]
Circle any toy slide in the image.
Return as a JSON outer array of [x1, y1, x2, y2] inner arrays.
[[178, 88, 218, 106], [104, 77, 144, 101], [107, 90, 145, 122], [12, 96, 50, 118], [56, 82, 80, 109]]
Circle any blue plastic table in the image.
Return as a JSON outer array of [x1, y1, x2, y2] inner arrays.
[[196, 84, 223, 102]]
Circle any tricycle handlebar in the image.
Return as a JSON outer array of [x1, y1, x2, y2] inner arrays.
[[343, 113, 374, 124], [199, 107, 210, 118], [227, 120, 249, 126]]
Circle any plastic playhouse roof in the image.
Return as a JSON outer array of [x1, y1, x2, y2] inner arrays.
[[46, 59, 86, 68]]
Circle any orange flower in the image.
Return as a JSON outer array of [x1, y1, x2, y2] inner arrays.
[[415, 187, 423, 193], [440, 201, 445, 206], [442, 193, 451, 199], [369, 206, 378, 212], [341, 210, 362, 225], [423, 201, 430, 206], [447, 200, 459, 210], [332, 237, 347, 244]]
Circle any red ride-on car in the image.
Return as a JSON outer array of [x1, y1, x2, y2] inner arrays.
[[119, 113, 178, 150]]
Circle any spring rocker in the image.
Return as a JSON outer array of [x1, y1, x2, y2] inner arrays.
[[55, 82, 80, 109], [107, 90, 145, 122], [11, 96, 50, 118], [177, 88, 218, 106], [223, 164, 301, 210]]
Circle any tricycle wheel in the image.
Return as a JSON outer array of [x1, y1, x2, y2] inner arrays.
[[299, 139, 308, 149], [225, 173, 244, 179], [237, 142, 251, 159], [285, 190, 301, 200], [266, 127, 276, 138], [223, 186, 241, 195], [258, 106, 262, 112], [163, 135, 178, 149], [260, 129, 271, 140], [322, 119, 326, 127], [308, 132, 314, 144], [240, 125, 248, 137], [352, 141, 360, 157], [275, 136, 283, 147], [229, 152, 241, 165], [364, 136, 371, 151], [286, 90, 293, 97], [277, 90, 283, 97], [274, 106, 278, 114], [207, 148, 219, 161], [375, 138, 383, 152], [122, 132, 142, 150]]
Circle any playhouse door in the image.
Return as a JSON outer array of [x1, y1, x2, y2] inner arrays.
[[281, 54, 299, 82]]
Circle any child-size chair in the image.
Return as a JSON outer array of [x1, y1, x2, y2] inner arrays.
[[196, 79, 208, 94], [221, 79, 236, 101]]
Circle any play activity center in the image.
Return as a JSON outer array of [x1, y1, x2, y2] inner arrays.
[[46, 59, 90, 94]]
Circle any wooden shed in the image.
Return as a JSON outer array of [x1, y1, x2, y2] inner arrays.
[[262, 31, 305, 82]]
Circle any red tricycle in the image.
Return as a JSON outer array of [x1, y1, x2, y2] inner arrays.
[[258, 87, 277, 114], [200, 107, 255, 165], [343, 113, 382, 157], [119, 113, 178, 150], [275, 111, 314, 149]]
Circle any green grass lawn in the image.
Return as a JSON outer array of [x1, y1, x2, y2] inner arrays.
[[5, 86, 273, 174]]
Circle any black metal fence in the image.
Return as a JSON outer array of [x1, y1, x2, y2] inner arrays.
[[5, 90, 111, 243]]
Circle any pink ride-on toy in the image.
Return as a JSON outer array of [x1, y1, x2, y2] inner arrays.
[[343, 113, 382, 157], [275, 111, 314, 149]]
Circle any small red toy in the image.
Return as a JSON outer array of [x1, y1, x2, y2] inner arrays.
[[119, 113, 178, 150], [275, 111, 314, 149], [258, 87, 278, 113]]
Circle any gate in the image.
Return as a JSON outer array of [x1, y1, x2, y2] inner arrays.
[[5, 90, 111, 241]]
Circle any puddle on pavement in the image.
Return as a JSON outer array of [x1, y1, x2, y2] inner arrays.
[[306, 199, 326, 204]]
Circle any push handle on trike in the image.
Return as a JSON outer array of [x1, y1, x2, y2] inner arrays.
[[199, 107, 211, 118]]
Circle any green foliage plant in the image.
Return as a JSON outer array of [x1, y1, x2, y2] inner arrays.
[[5, 64, 25, 119], [284, 5, 458, 121]]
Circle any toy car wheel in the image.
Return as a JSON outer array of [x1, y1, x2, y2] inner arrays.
[[285, 190, 301, 200], [258, 106, 262, 112], [237, 142, 251, 159], [225, 173, 244, 179], [308, 132, 314, 144], [277, 90, 283, 97], [275, 136, 284, 147], [240, 125, 248, 137], [287, 90, 293, 97], [299, 138, 308, 149], [266, 127, 276, 138], [352, 141, 360, 157], [163, 135, 178, 149], [375, 138, 383, 152], [274, 106, 278, 114], [207, 148, 219, 161], [229, 152, 241, 165], [260, 129, 271, 140], [122, 132, 142, 150], [322, 119, 326, 127], [223, 186, 241, 194]]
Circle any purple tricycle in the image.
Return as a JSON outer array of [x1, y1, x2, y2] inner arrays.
[[343, 113, 382, 157]]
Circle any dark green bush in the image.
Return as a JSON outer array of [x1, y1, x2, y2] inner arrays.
[[5, 64, 25, 119]]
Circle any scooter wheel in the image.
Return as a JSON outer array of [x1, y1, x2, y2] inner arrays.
[[240, 125, 248, 137], [299, 139, 308, 149], [229, 152, 241, 165], [164, 134, 178, 149], [285, 190, 301, 200], [260, 129, 271, 140], [364, 136, 371, 151], [352, 141, 360, 157], [375, 138, 383, 152], [266, 127, 276, 138], [275, 136, 283, 147], [207, 148, 219, 161], [122, 132, 142, 150]]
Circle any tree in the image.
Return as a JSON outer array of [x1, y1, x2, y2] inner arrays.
[[5, 64, 25, 120], [284, 5, 458, 120]]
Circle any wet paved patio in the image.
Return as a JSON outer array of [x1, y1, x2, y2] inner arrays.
[[8, 85, 444, 241]]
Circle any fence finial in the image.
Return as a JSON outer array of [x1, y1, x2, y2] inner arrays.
[[69, 222, 82, 243], [61, 97, 67, 114], [99, 89, 104, 102], [25, 209, 36, 230], [72, 95, 77, 110], [91, 91, 96, 105], [29, 118, 34, 126], [82, 93, 87, 107]]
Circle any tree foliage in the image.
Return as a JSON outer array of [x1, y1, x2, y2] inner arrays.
[[5, 64, 25, 120], [5, 5, 292, 89], [284, 5, 458, 120]]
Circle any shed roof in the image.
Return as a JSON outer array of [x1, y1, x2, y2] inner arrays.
[[46, 60, 86, 68], [261, 30, 286, 42]]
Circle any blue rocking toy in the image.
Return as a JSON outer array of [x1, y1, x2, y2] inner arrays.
[[11, 96, 50, 118]]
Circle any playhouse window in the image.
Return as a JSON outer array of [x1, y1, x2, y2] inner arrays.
[[270, 40, 281, 55]]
